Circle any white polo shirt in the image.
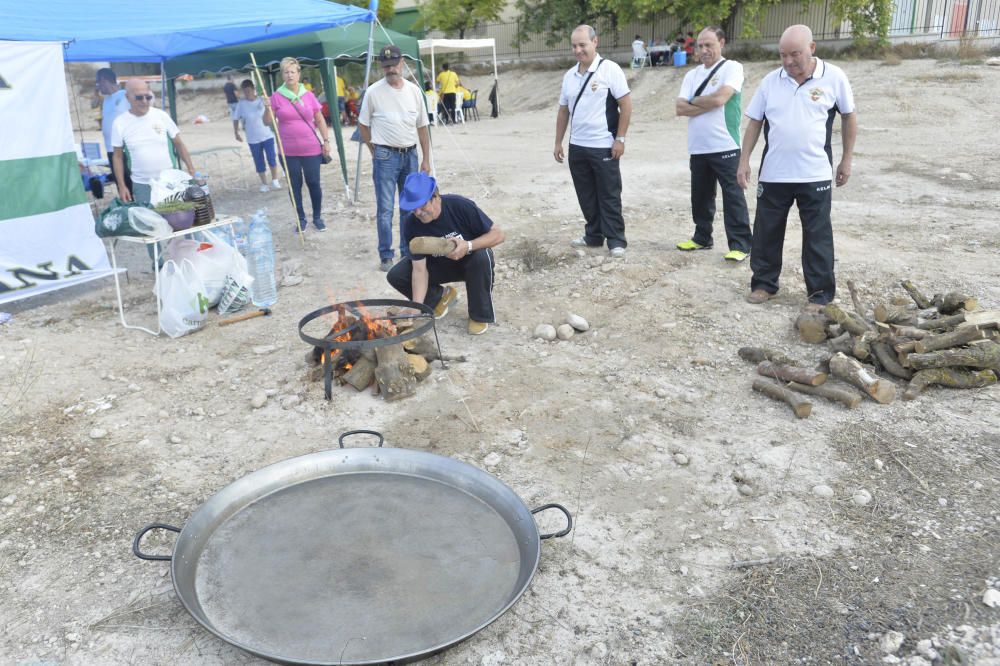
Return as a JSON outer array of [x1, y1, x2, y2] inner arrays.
[[559, 55, 630, 149], [678, 59, 744, 155], [111, 108, 180, 184], [745, 58, 855, 183], [358, 77, 428, 149]]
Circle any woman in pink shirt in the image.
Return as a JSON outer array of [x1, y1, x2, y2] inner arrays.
[[264, 57, 331, 232]]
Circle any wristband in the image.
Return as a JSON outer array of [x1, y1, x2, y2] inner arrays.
[[467, 241, 473, 254]]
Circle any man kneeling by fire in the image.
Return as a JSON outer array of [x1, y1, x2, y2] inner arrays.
[[387, 172, 505, 335]]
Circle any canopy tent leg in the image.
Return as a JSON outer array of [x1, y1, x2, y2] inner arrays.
[[320, 60, 350, 198]]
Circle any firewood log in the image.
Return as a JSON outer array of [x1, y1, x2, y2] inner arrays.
[[374, 343, 417, 401], [871, 341, 912, 380], [829, 352, 896, 404], [407, 354, 432, 381], [853, 330, 878, 361], [934, 292, 977, 315], [889, 324, 929, 340], [786, 380, 864, 409], [343, 355, 377, 391], [738, 347, 797, 366], [846, 279, 867, 319], [795, 311, 829, 344], [874, 303, 917, 326], [917, 312, 967, 331], [827, 331, 855, 355], [908, 341, 1000, 371], [823, 303, 869, 335], [757, 361, 827, 386], [752, 378, 812, 418], [900, 280, 932, 309], [958, 310, 1000, 330], [913, 326, 988, 354], [903, 368, 997, 401]]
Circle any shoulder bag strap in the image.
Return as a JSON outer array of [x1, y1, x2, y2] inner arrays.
[[285, 94, 324, 150], [569, 58, 606, 142], [692, 59, 727, 99]]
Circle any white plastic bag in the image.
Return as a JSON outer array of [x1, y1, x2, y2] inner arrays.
[[127, 207, 173, 237], [156, 259, 208, 338], [150, 168, 193, 206], [164, 238, 227, 306]]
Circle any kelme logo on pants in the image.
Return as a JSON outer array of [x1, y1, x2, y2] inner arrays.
[[756, 183, 764, 198]]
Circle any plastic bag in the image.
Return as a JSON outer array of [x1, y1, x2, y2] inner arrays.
[[127, 207, 173, 237], [156, 259, 208, 338], [164, 230, 250, 307], [150, 168, 193, 206], [96, 198, 150, 237]]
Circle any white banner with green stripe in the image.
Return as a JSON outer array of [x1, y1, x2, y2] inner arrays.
[[0, 40, 114, 305]]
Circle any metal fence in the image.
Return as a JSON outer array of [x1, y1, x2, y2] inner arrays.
[[451, 0, 1000, 62]]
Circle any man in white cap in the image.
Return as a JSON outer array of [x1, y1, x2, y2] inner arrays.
[[359, 44, 431, 272], [386, 172, 505, 335]]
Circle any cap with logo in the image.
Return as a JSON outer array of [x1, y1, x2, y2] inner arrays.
[[379, 45, 402, 65]]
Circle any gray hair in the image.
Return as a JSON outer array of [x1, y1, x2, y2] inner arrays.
[[573, 25, 597, 40]]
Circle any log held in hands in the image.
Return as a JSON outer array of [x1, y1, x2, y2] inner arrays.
[[752, 378, 812, 419]]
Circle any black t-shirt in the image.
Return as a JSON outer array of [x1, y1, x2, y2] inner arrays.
[[224, 82, 238, 104], [402, 194, 494, 261]]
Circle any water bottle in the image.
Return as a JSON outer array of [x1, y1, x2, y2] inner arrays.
[[213, 220, 237, 249], [247, 209, 277, 307], [232, 217, 250, 257]]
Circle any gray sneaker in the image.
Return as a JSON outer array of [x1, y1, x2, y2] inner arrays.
[[609, 246, 626, 258], [379, 258, 394, 272], [570, 237, 590, 248]]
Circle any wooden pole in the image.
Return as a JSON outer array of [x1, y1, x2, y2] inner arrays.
[[250, 52, 305, 250]]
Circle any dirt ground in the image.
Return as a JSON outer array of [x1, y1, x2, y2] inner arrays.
[[2, 55, 1000, 665]]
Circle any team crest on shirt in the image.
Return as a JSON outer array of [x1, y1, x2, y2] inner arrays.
[[153, 123, 165, 135], [808, 87, 824, 102], [590, 81, 598, 92], [710, 76, 719, 86]]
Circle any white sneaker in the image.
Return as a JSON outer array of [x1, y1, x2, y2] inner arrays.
[[609, 246, 626, 258], [259, 184, 269, 193], [271, 179, 281, 189]]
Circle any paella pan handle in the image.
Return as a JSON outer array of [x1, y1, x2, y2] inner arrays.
[[531, 503, 573, 540], [132, 523, 181, 561], [338, 429, 385, 448]]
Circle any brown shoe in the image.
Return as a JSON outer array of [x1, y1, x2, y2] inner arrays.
[[433, 286, 459, 319], [745, 289, 774, 304], [410, 236, 456, 256]]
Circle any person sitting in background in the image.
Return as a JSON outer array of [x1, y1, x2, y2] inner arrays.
[[232, 79, 281, 193], [423, 81, 439, 124], [649, 38, 666, 66], [631, 34, 647, 68]]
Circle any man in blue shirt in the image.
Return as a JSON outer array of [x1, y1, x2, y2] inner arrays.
[[386, 173, 505, 335], [96, 68, 131, 193]]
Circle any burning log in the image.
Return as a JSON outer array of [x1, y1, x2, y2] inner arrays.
[[901, 280, 932, 309], [407, 354, 432, 381], [913, 326, 987, 354], [874, 303, 917, 326], [738, 347, 797, 366], [343, 353, 377, 391], [757, 361, 827, 386], [908, 341, 1000, 371], [374, 344, 417, 401], [823, 303, 869, 335], [786, 381, 863, 409], [903, 368, 997, 401], [871, 340, 912, 380], [934, 292, 977, 315], [752, 378, 812, 419], [795, 311, 829, 344], [829, 352, 896, 404]]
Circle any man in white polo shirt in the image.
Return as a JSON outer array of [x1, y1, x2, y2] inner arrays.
[[737, 24, 856, 306], [675, 26, 752, 262], [554, 24, 632, 258], [111, 80, 196, 204]]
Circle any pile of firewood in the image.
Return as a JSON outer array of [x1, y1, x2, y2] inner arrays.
[[740, 280, 998, 418]]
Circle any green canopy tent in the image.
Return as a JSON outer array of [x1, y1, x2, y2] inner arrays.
[[164, 22, 422, 196]]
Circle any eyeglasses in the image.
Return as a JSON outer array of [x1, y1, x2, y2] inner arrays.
[[133, 94, 154, 101]]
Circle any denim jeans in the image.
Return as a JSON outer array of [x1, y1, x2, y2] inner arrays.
[[284, 155, 323, 225], [372, 145, 418, 261]]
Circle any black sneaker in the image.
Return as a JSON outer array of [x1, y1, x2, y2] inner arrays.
[[313, 219, 327, 232], [296, 219, 307, 233]]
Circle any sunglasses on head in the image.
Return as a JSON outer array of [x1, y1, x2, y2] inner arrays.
[[134, 94, 153, 101]]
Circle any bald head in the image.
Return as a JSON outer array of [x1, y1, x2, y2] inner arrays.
[[778, 24, 816, 84], [570, 24, 598, 69], [125, 80, 153, 116]]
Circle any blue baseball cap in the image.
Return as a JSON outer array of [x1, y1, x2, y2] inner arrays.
[[400, 172, 437, 210]]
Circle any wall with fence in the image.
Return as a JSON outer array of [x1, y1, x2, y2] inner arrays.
[[444, 0, 1000, 63]]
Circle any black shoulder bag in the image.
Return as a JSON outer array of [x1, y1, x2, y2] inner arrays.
[[287, 95, 333, 164]]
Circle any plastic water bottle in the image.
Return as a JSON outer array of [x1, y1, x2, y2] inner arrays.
[[247, 209, 278, 307], [232, 217, 250, 257]]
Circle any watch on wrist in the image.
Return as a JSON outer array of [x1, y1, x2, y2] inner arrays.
[[467, 241, 474, 254], [615, 137, 625, 144]]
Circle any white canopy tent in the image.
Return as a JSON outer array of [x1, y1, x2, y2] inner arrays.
[[418, 38, 499, 115]]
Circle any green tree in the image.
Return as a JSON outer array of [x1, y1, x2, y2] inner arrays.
[[419, 0, 507, 38], [344, 0, 397, 25], [513, 0, 612, 48], [830, 0, 892, 47]]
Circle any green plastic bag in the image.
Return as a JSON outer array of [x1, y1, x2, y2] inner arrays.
[[95, 198, 151, 238]]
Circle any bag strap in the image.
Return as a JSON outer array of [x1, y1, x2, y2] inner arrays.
[[692, 59, 727, 99], [569, 58, 606, 142], [285, 94, 324, 150]]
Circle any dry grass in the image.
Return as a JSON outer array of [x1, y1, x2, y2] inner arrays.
[[912, 70, 982, 83], [881, 52, 903, 66], [508, 238, 558, 272], [956, 36, 986, 62]]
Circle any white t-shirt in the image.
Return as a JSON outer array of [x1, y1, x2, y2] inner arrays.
[[358, 78, 429, 148], [678, 59, 744, 155], [745, 58, 856, 183], [631, 40, 646, 59], [110, 108, 180, 184], [559, 55, 630, 149], [232, 98, 274, 145], [101, 89, 130, 153]]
